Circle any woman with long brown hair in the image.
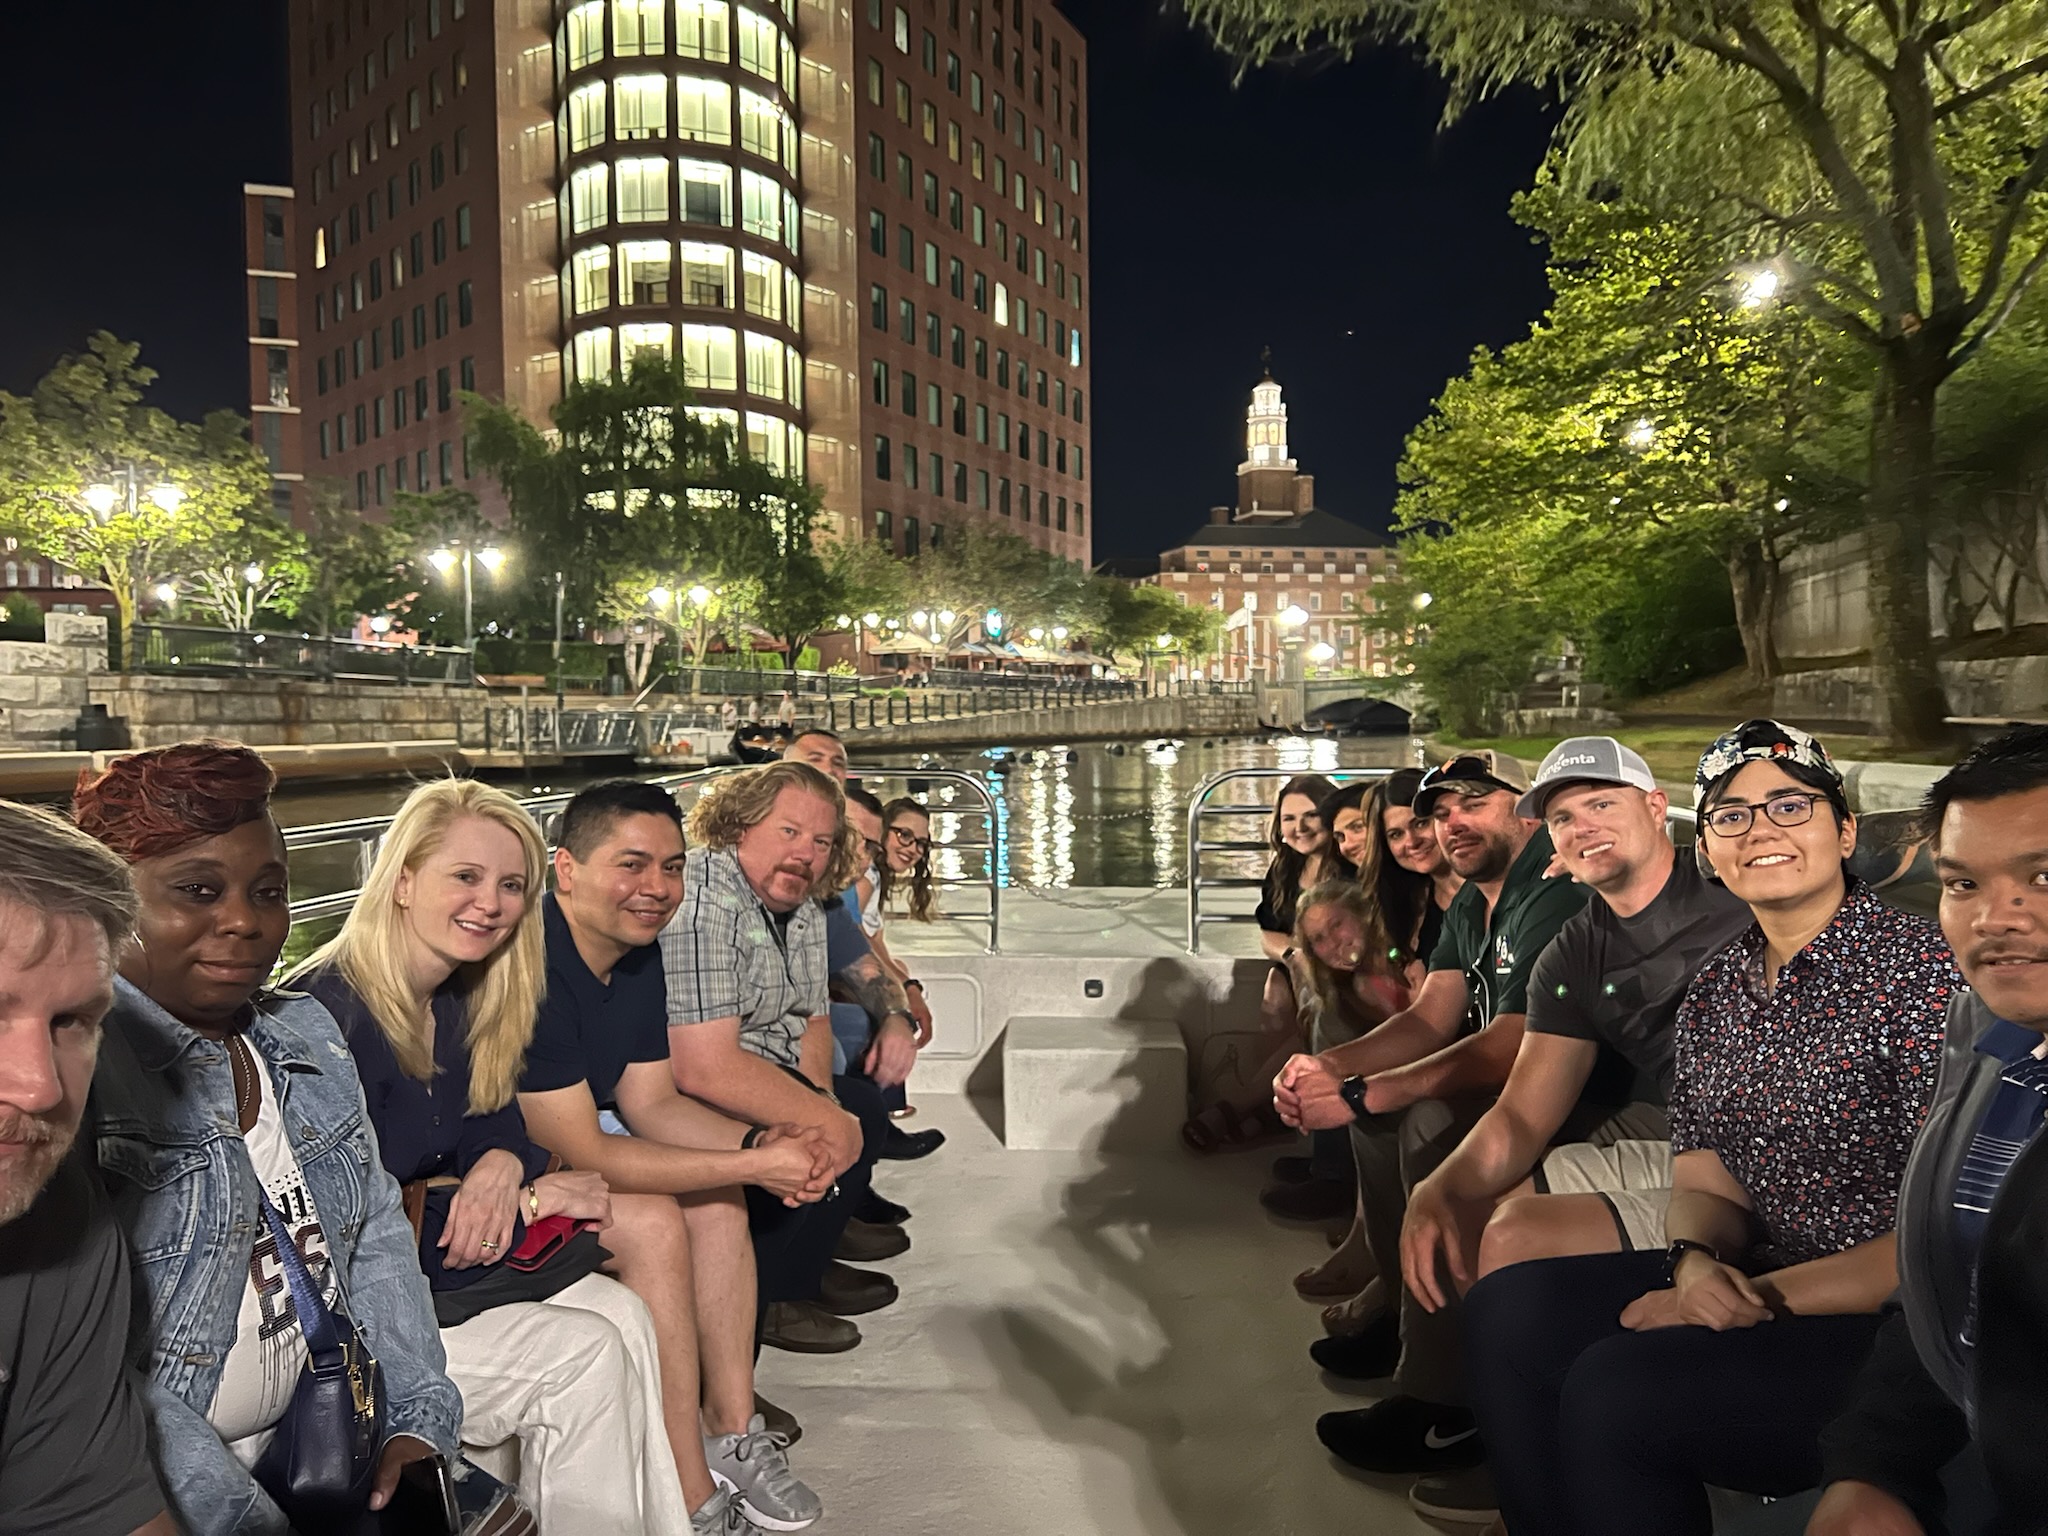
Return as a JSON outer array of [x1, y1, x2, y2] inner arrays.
[[1182, 773, 1338, 1155]]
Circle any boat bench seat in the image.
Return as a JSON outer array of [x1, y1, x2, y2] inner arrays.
[[1002, 1016, 1186, 1153]]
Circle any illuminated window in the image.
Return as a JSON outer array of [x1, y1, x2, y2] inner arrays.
[[679, 324, 739, 391], [620, 241, 672, 303], [616, 158, 670, 222], [564, 1, 604, 68], [740, 169, 781, 239], [571, 326, 614, 381], [568, 164, 610, 232], [922, 102, 938, 143], [737, 7, 779, 81], [677, 78, 733, 143], [621, 322, 674, 367], [613, 0, 665, 54], [744, 332, 784, 399], [742, 251, 784, 322], [614, 75, 669, 141], [677, 0, 732, 60], [680, 241, 735, 305], [678, 159, 734, 225], [746, 412, 791, 473], [993, 280, 1008, 325], [739, 88, 786, 162], [570, 246, 612, 312], [568, 82, 606, 151]]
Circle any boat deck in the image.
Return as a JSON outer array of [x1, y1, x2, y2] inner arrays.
[[758, 1092, 1435, 1536]]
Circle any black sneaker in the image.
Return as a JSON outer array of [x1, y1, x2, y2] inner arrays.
[[1259, 1177, 1351, 1222], [1269, 1153, 1315, 1185], [880, 1126, 946, 1161], [1316, 1397, 1484, 1476], [1308, 1310, 1399, 1380], [859, 1189, 911, 1225]]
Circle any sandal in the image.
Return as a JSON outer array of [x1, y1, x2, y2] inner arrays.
[[1295, 1250, 1376, 1301], [1180, 1099, 1289, 1155], [1322, 1278, 1387, 1338]]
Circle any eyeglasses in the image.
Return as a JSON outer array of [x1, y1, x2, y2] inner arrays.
[[1701, 792, 1822, 838], [888, 826, 932, 853]]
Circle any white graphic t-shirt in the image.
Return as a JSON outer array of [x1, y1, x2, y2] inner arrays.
[[209, 1042, 340, 1458]]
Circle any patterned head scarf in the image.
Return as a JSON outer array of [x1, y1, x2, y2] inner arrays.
[[1693, 719, 1843, 812]]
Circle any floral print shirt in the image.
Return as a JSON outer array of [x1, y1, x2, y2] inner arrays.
[[1669, 880, 1956, 1269]]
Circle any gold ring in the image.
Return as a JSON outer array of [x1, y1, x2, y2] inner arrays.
[[480, 1239, 499, 1252]]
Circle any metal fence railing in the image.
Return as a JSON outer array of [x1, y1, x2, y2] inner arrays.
[[130, 624, 475, 686], [283, 764, 1003, 950]]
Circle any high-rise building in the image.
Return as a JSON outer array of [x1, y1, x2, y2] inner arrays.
[[283, 0, 1089, 564], [241, 184, 307, 519], [1148, 365, 1399, 681]]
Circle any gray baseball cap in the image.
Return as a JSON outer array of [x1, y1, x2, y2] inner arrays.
[[1515, 736, 1658, 819]]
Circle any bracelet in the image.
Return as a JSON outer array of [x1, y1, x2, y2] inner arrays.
[[904, 978, 923, 991], [741, 1125, 767, 1150], [522, 1183, 540, 1222]]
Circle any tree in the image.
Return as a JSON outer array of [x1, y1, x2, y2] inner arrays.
[[1397, 177, 1868, 686], [292, 477, 408, 637], [174, 511, 312, 631], [0, 333, 272, 666], [1080, 578, 1222, 669], [1190, 0, 2048, 744], [711, 458, 844, 674], [901, 529, 1089, 653]]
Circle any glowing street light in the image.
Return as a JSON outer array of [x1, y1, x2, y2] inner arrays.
[[1774, 497, 1792, 512], [1155, 633, 1175, 648], [242, 563, 265, 586], [1027, 626, 1045, 642], [1625, 418, 1657, 450], [1277, 604, 1309, 629], [936, 608, 956, 628], [911, 610, 929, 628], [1051, 625, 1069, 641], [1739, 266, 1782, 306], [1414, 591, 1434, 610], [153, 582, 177, 605], [1308, 641, 1336, 664], [429, 547, 458, 575], [649, 585, 673, 609], [369, 614, 393, 635], [430, 541, 507, 653], [686, 584, 712, 608], [861, 612, 881, 629], [83, 483, 120, 517], [476, 546, 505, 573]]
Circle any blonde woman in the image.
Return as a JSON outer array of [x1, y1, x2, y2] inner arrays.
[[292, 779, 785, 1536]]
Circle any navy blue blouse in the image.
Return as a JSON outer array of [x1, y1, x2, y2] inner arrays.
[[304, 966, 552, 1292]]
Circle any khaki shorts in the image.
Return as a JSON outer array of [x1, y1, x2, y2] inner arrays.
[[1535, 1139, 1673, 1252]]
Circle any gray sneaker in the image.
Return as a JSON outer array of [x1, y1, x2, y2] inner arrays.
[[689, 1485, 767, 1536], [1408, 1464, 1500, 1525], [704, 1412, 824, 1532]]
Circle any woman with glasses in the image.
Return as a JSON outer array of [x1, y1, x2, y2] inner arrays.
[[1462, 721, 1957, 1536], [876, 798, 937, 926]]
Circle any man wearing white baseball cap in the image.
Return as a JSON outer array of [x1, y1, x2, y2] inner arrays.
[[1393, 735, 1751, 1526]]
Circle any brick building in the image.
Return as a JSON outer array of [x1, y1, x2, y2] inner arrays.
[[276, 0, 1090, 563], [1150, 367, 1399, 682]]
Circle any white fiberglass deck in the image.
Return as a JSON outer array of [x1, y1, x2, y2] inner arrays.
[[753, 892, 1435, 1534], [757, 1093, 1437, 1536]]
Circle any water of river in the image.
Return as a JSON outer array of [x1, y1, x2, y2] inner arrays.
[[272, 734, 1423, 889]]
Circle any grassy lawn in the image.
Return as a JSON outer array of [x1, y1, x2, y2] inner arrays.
[[1427, 725, 1721, 788]]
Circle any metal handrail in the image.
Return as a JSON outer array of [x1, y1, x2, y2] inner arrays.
[[1185, 766, 1396, 953], [1183, 773, 1702, 954], [284, 764, 1004, 951]]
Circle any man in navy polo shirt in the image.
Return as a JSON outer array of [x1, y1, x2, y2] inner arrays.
[[516, 780, 834, 1527]]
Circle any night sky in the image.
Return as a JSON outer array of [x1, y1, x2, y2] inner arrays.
[[0, 1, 1553, 560]]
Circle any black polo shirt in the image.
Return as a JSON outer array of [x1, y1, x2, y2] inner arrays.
[[1427, 825, 1587, 1034], [522, 893, 671, 1112]]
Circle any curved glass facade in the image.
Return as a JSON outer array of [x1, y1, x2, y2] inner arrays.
[[555, 0, 806, 475]]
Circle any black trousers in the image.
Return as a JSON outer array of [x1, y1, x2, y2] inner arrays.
[[1464, 1252, 1886, 1536], [746, 1069, 886, 1311]]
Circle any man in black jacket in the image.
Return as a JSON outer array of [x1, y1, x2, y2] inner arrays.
[[1808, 726, 2048, 1536]]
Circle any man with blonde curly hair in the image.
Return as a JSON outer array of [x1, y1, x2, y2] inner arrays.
[[660, 763, 895, 1353]]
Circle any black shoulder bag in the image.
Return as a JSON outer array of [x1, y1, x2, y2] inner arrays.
[[251, 1189, 390, 1533]]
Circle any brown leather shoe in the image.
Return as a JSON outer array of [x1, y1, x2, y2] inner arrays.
[[816, 1260, 899, 1316], [754, 1392, 802, 1445], [760, 1300, 860, 1354], [835, 1218, 911, 1263]]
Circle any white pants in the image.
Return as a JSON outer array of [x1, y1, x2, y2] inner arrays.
[[441, 1272, 688, 1535]]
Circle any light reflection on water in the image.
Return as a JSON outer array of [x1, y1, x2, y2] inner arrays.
[[270, 735, 1422, 889]]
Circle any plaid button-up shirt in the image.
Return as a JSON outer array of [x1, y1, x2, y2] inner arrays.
[[660, 846, 828, 1069]]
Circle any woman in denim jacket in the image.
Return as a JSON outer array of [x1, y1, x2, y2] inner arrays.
[[76, 743, 510, 1536]]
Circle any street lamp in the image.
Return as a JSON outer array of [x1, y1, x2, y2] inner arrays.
[[369, 614, 393, 636], [153, 583, 177, 606], [430, 541, 505, 653], [1739, 265, 1782, 307], [1624, 418, 1657, 451], [1275, 604, 1309, 688], [80, 468, 187, 647], [1051, 625, 1068, 641]]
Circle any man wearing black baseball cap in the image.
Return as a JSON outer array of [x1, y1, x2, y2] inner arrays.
[[1274, 747, 1587, 1485]]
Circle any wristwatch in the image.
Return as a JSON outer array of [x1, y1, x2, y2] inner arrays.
[[1664, 1238, 1718, 1285], [1338, 1075, 1371, 1122]]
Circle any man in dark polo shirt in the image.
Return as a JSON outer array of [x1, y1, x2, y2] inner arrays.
[[1391, 738, 1753, 1525], [1274, 749, 1587, 1480], [515, 780, 836, 1489], [0, 802, 170, 1536]]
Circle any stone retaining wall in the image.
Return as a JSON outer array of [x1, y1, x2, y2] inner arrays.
[[0, 614, 107, 747], [1773, 656, 2048, 734], [87, 674, 489, 749]]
